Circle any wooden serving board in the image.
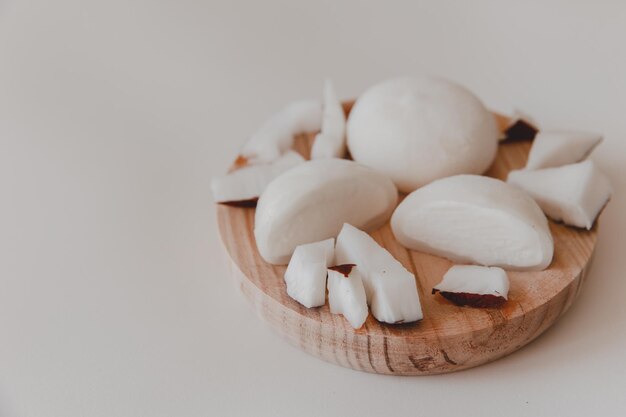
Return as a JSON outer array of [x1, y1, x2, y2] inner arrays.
[[216, 102, 599, 375]]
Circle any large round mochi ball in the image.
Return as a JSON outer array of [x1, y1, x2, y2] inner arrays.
[[347, 77, 498, 193]]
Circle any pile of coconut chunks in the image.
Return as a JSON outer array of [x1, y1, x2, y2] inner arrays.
[[212, 80, 612, 329]]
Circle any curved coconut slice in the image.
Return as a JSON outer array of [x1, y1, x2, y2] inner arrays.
[[327, 264, 368, 329], [240, 100, 322, 164], [508, 160, 611, 230], [211, 151, 305, 206], [432, 265, 509, 308], [335, 223, 423, 324], [311, 79, 346, 159], [254, 159, 398, 264], [284, 238, 335, 308], [391, 175, 554, 271], [525, 131, 602, 170]]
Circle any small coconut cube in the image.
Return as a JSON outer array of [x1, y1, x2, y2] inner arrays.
[[433, 265, 509, 308], [508, 160, 611, 229], [211, 150, 304, 205], [525, 131, 602, 170], [327, 264, 368, 329], [335, 223, 423, 324], [284, 238, 335, 308]]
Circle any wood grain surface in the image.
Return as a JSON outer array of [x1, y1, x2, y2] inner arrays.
[[216, 102, 599, 375]]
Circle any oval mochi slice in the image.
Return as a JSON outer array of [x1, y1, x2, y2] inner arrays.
[[391, 175, 554, 271], [255, 159, 398, 265]]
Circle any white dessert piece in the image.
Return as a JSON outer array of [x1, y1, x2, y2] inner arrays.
[[284, 238, 335, 308], [327, 264, 369, 329], [211, 151, 305, 205], [335, 223, 423, 324], [311, 79, 346, 159], [346, 76, 498, 192], [525, 131, 602, 170], [433, 265, 509, 307], [240, 100, 322, 164], [391, 175, 554, 271], [254, 159, 398, 264], [508, 160, 612, 229]]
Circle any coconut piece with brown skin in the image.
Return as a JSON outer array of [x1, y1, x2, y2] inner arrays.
[[335, 223, 423, 324], [327, 264, 368, 329], [494, 109, 539, 142], [211, 151, 305, 206], [432, 265, 509, 308]]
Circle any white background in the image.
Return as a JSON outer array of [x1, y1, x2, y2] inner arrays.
[[1, 1, 625, 416]]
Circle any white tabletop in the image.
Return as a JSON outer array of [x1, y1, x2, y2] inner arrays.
[[1, 1, 625, 416]]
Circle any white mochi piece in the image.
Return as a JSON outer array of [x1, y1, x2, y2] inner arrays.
[[508, 160, 612, 229], [211, 151, 305, 204], [254, 159, 398, 264], [347, 76, 498, 192], [311, 79, 347, 159], [434, 265, 509, 298], [391, 175, 554, 271], [335, 223, 423, 324], [327, 265, 369, 329], [525, 131, 603, 170], [241, 100, 322, 164], [284, 239, 335, 308]]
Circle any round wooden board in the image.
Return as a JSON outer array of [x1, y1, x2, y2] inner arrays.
[[216, 103, 599, 375]]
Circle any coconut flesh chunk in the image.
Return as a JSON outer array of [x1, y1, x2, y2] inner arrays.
[[391, 175, 554, 271], [311, 79, 347, 159], [254, 159, 398, 265], [240, 99, 322, 164], [508, 160, 612, 230], [327, 264, 369, 329], [525, 131, 602, 170], [284, 238, 335, 308], [211, 151, 305, 206], [335, 223, 423, 324], [433, 265, 509, 308], [494, 109, 539, 142]]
